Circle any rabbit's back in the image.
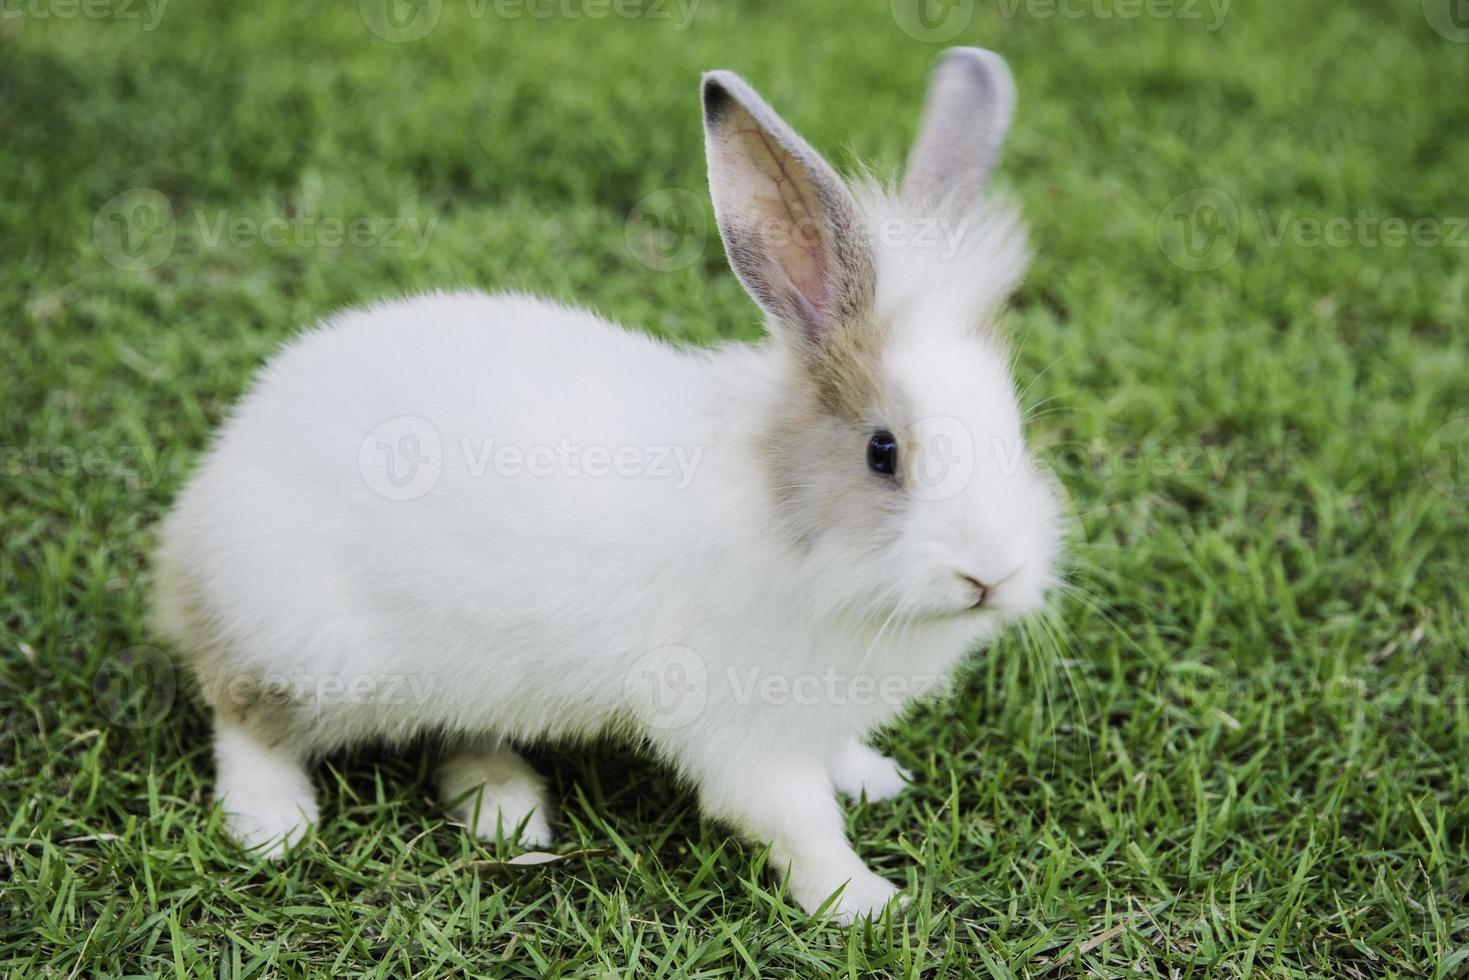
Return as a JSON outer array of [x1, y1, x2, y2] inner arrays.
[[152, 291, 719, 748]]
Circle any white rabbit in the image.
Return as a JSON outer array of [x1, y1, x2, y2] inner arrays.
[[151, 47, 1062, 923]]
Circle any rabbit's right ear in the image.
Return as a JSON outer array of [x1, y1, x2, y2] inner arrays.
[[702, 70, 874, 352], [903, 48, 1016, 214]]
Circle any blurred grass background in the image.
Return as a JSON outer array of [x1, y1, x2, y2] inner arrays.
[[3, 0, 1468, 975]]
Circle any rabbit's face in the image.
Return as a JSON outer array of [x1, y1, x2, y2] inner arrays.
[[764, 320, 1060, 628], [869, 331, 1060, 623]]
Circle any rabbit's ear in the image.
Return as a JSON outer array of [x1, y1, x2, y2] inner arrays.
[[903, 48, 1016, 213], [702, 70, 874, 350]]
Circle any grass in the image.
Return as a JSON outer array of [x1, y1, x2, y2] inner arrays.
[[3, 0, 1468, 975]]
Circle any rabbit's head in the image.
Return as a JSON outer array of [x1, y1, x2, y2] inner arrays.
[[704, 49, 1062, 628]]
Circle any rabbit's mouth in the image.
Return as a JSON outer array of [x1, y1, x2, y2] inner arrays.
[[921, 565, 1052, 627], [959, 575, 993, 609], [955, 565, 1026, 614]]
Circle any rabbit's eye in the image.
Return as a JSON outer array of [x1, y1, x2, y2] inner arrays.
[[867, 430, 898, 477]]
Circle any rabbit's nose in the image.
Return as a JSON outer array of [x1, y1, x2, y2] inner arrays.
[[958, 574, 992, 608]]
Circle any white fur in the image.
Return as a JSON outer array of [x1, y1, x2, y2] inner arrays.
[[153, 51, 1061, 924], [830, 741, 911, 802], [212, 719, 317, 856]]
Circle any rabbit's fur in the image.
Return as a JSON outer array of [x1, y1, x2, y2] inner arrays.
[[152, 48, 1062, 922]]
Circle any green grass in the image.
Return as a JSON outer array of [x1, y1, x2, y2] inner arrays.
[[3, 0, 1468, 975]]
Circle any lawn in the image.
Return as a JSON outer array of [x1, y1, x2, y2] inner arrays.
[[3, 0, 1468, 975]]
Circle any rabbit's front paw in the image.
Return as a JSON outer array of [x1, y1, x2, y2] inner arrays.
[[831, 871, 906, 925], [790, 862, 903, 925], [213, 721, 318, 858], [831, 742, 911, 802], [221, 790, 318, 857]]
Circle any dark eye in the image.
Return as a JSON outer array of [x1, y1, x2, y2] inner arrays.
[[867, 429, 898, 476]]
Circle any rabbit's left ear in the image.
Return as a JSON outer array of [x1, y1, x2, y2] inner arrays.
[[903, 48, 1016, 213], [702, 70, 875, 352]]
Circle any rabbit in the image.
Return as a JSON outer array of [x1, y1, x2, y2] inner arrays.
[[150, 47, 1062, 924]]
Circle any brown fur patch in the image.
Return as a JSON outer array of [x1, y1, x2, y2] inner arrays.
[[804, 307, 887, 421]]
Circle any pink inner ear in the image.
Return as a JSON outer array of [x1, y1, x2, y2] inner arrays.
[[776, 234, 828, 329], [771, 186, 831, 326], [736, 123, 832, 330], [791, 287, 824, 330]]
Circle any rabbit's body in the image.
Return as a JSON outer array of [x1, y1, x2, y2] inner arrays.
[[155, 292, 976, 757], [154, 49, 1062, 922]]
